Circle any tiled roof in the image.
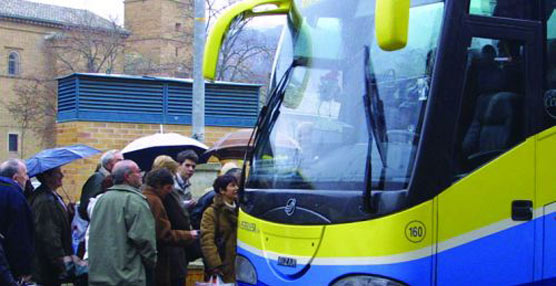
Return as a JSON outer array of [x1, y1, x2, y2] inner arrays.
[[0, 0, 120, 30]]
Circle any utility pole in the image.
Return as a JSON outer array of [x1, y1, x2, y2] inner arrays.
[[192, 0, 205, 141]]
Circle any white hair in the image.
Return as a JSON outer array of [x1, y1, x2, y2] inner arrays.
[[100, 149, 120, 169]]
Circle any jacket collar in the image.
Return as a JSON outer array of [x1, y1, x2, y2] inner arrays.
[[108, 184, 146, 198], [174, 174, 190, 191], [35, 183, 54, 194], [142, 185, 164, 199], [0, 176, 22, 191], [98, 166, 110, 177], [213, 194, 237, 211]]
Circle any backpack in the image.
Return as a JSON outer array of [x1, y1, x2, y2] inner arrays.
[[190, 189, 216, 230], [186, 192, 218, 263]]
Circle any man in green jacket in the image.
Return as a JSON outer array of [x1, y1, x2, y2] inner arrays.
[[88, 160, 157, 286]]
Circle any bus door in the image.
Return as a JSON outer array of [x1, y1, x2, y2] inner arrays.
[[436, 9, 542, 286]]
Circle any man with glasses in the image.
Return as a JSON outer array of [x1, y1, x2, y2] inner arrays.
[[88, 160, 156, 286]]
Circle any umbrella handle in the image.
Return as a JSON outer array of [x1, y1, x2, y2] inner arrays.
[[59, 186, 73, 205]]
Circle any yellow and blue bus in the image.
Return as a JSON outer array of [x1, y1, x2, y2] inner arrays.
[[203, 0, 556, 284]]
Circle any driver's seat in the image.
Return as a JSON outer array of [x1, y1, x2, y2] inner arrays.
[[461, 91, 523, 172]]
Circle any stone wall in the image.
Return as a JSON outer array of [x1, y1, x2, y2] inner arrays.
[[0, 20, 59, 160], [124, 0, 192, 76], [56, 121, 242, 202]]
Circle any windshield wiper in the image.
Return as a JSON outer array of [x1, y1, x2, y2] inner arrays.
[[252, 59, 299, 151], [362, 46, 388, 212], [240, 59, 298, 196], [363, 46, 388, 165]]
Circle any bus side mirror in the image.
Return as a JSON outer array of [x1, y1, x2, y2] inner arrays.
[[204, 0, 291, 80], [375, 0, 410, 51]]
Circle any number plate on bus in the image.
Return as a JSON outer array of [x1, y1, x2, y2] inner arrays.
[[277, 256, 297, 268]]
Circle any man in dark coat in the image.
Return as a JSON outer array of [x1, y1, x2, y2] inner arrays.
[[163, 150, 198, 286], [0, 159, 33, 284], [78, 149, 123, 221], [0, 239, 18, 286], [29, 167, 75, 286]]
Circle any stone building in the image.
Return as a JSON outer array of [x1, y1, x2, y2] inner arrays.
[[0, 0, 128, 159], [0, 0, 197, 159], [124, 0, 193, 77]]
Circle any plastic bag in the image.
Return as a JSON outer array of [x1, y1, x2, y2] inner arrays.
[[194, 275, 234, 286]]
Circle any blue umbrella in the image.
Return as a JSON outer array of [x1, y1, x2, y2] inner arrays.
[[25, 144, 102, 177]]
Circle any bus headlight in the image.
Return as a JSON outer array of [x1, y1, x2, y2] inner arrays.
[[331, 275, 407, 286], [235, 255, 257, 285]]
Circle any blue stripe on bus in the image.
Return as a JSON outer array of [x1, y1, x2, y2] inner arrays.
[[437, 219, 535, 285], [237, 213, 556, 285], [236, 247, 432, 286]]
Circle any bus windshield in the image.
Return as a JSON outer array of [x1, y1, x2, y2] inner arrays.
[[246, 0, 444, 191]]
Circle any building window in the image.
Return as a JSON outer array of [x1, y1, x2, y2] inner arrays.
[[8, 51, 20, 76], [8, 134, 18, 152], [175, 23, 181, 32]]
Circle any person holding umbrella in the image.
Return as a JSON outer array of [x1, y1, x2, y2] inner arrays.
[[28, 167, 86, 286], [24, 144, 100, 286]]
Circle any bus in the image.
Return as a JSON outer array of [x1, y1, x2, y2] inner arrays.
[[203, 0, 556, 285]]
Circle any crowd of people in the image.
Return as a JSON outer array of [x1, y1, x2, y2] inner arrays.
[[0, 149, 241, 286]]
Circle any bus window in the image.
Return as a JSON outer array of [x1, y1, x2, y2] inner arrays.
[[469, 0, 535, 19], [454, 37, 526, 177], [547, 4, 555, 89], [545, 3, 556, 123]]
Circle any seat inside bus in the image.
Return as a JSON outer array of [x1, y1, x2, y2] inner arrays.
[[457, 42, 524, 174], [462, 91, 523, 169]]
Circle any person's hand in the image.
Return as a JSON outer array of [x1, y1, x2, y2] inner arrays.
[[207, 266, 224, 277], [190, 230, 199, 239], [57, 256, 74, 280], [184, 199, 197, 208], [71, 255, 88, 276], [20, 275, 32, 282], [55, 256, 71, 271], [16, 275, 33, 286]]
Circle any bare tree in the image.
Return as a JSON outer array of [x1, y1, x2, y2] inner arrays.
[[205, 0, 236, 31], [45, 11, 128, 75], [216, 18, 276, 82], [5, 79, 57, 155], [123, 0, 277, 81], [178, 0, 276, 82]]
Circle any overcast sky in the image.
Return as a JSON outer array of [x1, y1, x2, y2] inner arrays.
[[27, 0, 285, 28], [29, 0, 125, 23]]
